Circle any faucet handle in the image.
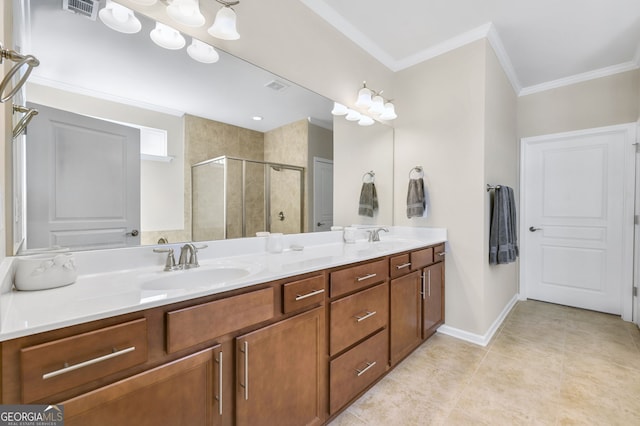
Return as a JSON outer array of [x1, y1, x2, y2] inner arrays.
[[153, 248, 179, 271]]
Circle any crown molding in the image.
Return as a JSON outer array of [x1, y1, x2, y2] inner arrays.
[[519, 61, 640, 96], [485, 24, 521, 95], [28, 75, 185, 117]]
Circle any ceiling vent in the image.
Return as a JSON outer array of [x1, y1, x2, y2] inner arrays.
[[63, 0, 99, 21], [264, 79, 290, 92]]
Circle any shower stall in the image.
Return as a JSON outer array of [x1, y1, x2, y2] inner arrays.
[[192, 156, 305, 241]]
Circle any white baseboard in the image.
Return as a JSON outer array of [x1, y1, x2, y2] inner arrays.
[[437, 293, 519, 347]]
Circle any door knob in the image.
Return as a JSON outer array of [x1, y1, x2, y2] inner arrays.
[[317, 222, 324, 227], [126, 229, 139, 237], [528, 226, 542, 232]]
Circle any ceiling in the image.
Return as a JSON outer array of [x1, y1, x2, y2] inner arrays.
[[301, 0, 640, 94]]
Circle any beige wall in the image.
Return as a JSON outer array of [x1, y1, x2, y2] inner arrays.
[[482, 42, 519, 333], [518, 70, 640, 138], [393, 40, 488, 334], [333, 119, 394, 228]]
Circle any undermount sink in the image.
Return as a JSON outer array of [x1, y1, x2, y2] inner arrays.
[[140, 263, 257, 291]]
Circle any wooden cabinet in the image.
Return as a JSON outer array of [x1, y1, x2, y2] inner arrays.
[[423, 261, 444, 339], [390, 271, 422, 365], [235, 307, 324, 426], [60, 347, 217, 426]]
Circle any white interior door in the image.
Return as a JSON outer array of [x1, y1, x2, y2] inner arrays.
[[26, 102, 141, 251], [521, 124, 635, 318], [313, 158, 333, 232]]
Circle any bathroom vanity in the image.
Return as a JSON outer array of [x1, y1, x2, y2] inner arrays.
[[0, 227, 446, 425]]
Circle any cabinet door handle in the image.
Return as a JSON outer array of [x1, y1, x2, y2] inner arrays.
[[42, 346, 136, 380], [215, 350, 223, 415], [295, 288, 325, 301], [395, 262, 412, 270], [428, 269, 432, 298], [355, 361, 377, 377], [356, 273, 377, 282], [421, 274, 426, 300], [354, 310, 377, 322], [437, 252, 446, 257], [240, 341, 249, 400]]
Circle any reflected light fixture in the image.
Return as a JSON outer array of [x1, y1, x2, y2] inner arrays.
[[150, 22, 186, 50], [358, 115, 375, 126], [187, 38, 220, 63], [208, 0, 241, 40], [167, 0, 206, 27], [98, 0, 141, 34], [345, 109, 361, 121], [331, 102, 349, 116]]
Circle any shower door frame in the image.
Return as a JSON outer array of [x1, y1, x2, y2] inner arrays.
[[192, 156, 305, 239]]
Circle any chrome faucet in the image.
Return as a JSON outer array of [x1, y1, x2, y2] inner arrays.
[[153, 247, 179, 271], [179, 243, 200, 269], [369, 227, 389, 242]]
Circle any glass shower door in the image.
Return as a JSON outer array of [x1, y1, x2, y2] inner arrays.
[[268, 166, 304, 234]]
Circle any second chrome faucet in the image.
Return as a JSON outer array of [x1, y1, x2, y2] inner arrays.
[[153, 243, 208, 271]]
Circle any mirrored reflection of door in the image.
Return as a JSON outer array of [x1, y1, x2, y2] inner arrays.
[[268, 166, 303, 235], [192, 158, 225, 241], [26, 102, 141, 250]]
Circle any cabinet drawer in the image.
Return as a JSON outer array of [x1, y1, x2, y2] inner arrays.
[[20, 318, 148, 403], [282, 275, 325, 314], [167, 287, 274, 353], [411, 247, 434, 269], [389, 253, 412, 279], [330, 259, 388, 298], [434, 244, 446, 262], [329, 328, 388, 414], [330, 282, 388, 355]]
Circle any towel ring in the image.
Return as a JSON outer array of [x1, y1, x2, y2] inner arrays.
[[362, 170, 375, 183], [409, 166, 424, 179], [0, 43, 40, 103], [486, 184, 502, 192]]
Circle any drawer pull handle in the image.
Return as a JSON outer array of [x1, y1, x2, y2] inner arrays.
[[295, 288, 325, 301], [42, 346, 136, 380], [355, 361, 377, 377], [354, 311, 377, 322], [395, 262, 412, 270], [437, 252, 446, 257], [356, 273, 377, 282]]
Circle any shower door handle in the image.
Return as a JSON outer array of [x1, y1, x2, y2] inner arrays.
[[278, 211, 285, 221]]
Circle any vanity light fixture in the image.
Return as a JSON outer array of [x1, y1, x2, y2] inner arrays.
[[358, 115, 375, 126], [355, 83, 373, 108], [208, 0, 241, 40], [150, 22, 186, 49], [331, 102, 349, 116], [345, 109, 361, 121], [187, 38, 219, 63], [379, 102, 397, 120], [368, 94, 385, 115], [98, 0, 141, 34], [167, 0, 206, 27], [355, 81, 398, 121]]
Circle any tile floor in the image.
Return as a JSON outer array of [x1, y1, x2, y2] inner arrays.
[[329, 300, 640, 425]]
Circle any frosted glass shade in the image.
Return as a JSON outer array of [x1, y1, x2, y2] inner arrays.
[[187, 39, 220, 63], [355, 87, 372, 108], [331, 102, 349, 116], [207, 6, 240, 40], [99, 0, 141, 34], [368, 95, 385, 114], [379, 102, 398, 120], [150, 22, 186, 50], [345, 109, 361, 121], [167, 0, 206, 27], [358, 115, 375, 126]]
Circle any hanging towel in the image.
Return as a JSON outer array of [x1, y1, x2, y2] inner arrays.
[[406, 178, 426, 218], [358, 182, 378, 217], [489, 186, 519, 265]]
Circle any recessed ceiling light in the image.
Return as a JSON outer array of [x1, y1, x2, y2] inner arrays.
[[252, 116, 263, 121]]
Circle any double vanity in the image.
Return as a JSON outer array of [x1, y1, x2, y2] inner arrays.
[[0, 226, 446, 425]]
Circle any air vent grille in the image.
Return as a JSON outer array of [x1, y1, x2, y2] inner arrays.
[[63, 0, 99, 20], [264, 80, 290, 92]]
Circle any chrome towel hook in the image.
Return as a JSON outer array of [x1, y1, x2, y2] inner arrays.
[[0, 42, 40, 103], [12, 104, 39, 139]]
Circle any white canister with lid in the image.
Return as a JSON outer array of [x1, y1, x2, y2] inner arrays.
[[14, 253, 77, 291]]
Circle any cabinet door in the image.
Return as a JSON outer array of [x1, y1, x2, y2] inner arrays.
[[235, 307, 325, 426], [60, 347, 217, 426], [423, 262, 444, 339], [390, 271, 422, 365]]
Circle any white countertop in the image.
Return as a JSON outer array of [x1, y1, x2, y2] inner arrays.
[[0, 227, 446, 341]]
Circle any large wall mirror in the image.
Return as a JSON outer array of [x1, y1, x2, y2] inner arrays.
[[12, 0, 394, 253]]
